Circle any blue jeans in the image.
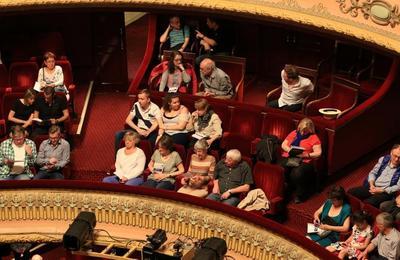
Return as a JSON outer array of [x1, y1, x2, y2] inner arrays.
[[141, 179, 175, 190], [206, 193, 240, 206], [103, 175, 144, 186], [34, 170, 64, 180], [1, 174, 31, 180]]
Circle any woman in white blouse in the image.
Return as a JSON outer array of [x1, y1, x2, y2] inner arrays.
[[103, 131, 146, 186], [37, 51, 69, 100]]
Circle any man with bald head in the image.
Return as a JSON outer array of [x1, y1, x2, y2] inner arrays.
[[197, 58, 233, 99], [348, 144, 400, 207]]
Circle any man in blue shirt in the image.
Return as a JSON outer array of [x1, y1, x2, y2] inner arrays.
[[348, 144, 400, 207], [159, 16, 190, 52]]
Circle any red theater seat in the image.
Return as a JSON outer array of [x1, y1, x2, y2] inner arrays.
[[55, 58, 76, 115], [266, 66, 318, 113], [305, 76, 359, 119], [252, 162, 285, 216], [9, 61, 38, 92], [220, 105, 263, 157]]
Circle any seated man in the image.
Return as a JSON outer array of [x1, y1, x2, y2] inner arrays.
[[360, 213, 400, 260], [32, 86, 69, 137], [115, 89, 161, 152], [159, 16, 190, 52], [348, 144, 400, 208], [34, 125, 70, 180], [206, 149, 253, 206], [268, 64, 314, 112], [197, 58, 233, 99], [380, 194, 400, 222], [195, 17, 233, 65], [0, 125, 37, 180]]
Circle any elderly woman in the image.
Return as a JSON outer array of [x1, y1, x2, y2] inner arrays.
[[7, 88, 36, 132], [157, 93, 190, 146], [177, 139, 216, 197], [142, 134, 184, 190], [103, 131, 146, 186], [308, 186, 351, 247], [188, 98, 222, 150], [280, 117, 322, 203], [37, 51, 69, 99], [159, 51, 191, 93]]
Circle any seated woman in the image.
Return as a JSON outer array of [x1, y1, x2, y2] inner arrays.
[[280, 117, 321, 203], [37, 51, 69, 100], [308, 186, 351, 247], [7, 88, 36, 133], [157, 93, 190, 147], [188, 98, 222, 150], [159, 51, 191, 93], [142, 134, 184, 190], [177, 139, 216, 198], [103, 131, 146, 186]]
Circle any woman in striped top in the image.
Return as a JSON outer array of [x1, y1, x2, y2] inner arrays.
[[178, 139, 216, 197]]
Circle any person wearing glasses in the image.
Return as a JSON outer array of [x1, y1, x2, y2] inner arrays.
[[159, 51, 191, 93], [0, 125, 37, 180]]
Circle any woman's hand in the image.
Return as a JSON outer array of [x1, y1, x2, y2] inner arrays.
[[313, 216, 320, 226], [318, 224, 330, 231], [153, 173, 168, 181]]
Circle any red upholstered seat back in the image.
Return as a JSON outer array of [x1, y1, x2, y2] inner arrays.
[[0, 64, 9, 89], [173, 144, 186, 166], [228, 106, 263, 137], [9, 61, 38, 91], [262, 112, 296, 141], [55, 58, 73, 87], [253, 162, 284, 202], [208, 100, 233, 131], [329, 83, 359, 111]]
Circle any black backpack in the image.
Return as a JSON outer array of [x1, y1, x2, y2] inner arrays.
[[255, 135, 280, 163]]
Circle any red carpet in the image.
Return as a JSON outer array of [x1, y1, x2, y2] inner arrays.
[[126, 15, 148, 82]]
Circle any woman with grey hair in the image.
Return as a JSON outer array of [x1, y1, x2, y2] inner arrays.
[[177, 139, 216, 197]]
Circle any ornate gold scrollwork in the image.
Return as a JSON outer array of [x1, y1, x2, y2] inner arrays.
[[337, 0, 400, 27]]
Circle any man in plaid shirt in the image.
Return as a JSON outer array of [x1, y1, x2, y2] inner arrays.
[[0, 125, 37, 180]]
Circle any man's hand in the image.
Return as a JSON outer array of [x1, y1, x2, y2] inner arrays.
[[137, 129, 147, 136], [204, 91, 214, 97], [195, 30, 204, 39], [50, 118, 57, 125], [206, 139, 213, 146], [220, 191, 231, 200], [369, 186, 384, 194], [360, 250, 368, 260], [49, 157, 58, 165], [142, 130, 150, 137], [4, 158, 14, 167], [25, 145, 32, 156]]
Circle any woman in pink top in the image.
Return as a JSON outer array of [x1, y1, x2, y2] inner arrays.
[[280, 118, 321, 203]]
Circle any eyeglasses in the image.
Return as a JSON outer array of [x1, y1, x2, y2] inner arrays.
[[174, 58, 182, 61]]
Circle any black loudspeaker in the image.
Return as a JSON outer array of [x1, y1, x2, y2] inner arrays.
[[193, 237, 227, 260], [63, 211, 96, 251]]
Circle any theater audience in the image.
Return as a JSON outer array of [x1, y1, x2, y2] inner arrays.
[[360, 212, 400, 260], [380, 193, 400, 221], [115, 89, 161, 152], [0, 125, 37, 180], [160, 16, 190, 52], [348, 143, 400, 208], [157, 93, 190, 146], [7, 88, 36, 133], [103, 131, 146, 186], [195, 17, 233, 64], [326, 211, 372, 259], [188, 98, 222, 150], [177, 139, 216, 197], [159, 51, 191, 93], [32, 86, 69, 137], [206, 149, 253, 206], [308, 186, 351, 247], [197, 58, 233, 99], [142, 135, 184, 190], [268, 64, 314, 112], [280, 118, 321, 203], [37, 51, 69, 99], [34, 125, 70, 180]]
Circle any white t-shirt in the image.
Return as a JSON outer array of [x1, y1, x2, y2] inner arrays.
[[11, 143, 25, 174], [114, 147, 146, 180], [278, 70, 314, 107], [129, 101, 161, 130]]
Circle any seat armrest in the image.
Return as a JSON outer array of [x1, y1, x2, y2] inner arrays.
[[266, 86, 282, 105], [251, 138, 261, 155], [67, 84, 76, 94], [143, 168, 151, 181]]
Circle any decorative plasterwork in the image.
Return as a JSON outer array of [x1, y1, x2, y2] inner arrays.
[[0, 0, 399, 54], [0, 189, 318, 260], [337, 0, 400, 28]]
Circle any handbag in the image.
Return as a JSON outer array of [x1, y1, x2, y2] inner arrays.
[[286, 157, 302, 167]]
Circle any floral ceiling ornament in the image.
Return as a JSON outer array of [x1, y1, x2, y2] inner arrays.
[[337, 0, 400, 28]]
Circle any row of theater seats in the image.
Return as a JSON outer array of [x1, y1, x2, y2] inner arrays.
[[0, 56, 76, 114], [114, 138, 285, 216]]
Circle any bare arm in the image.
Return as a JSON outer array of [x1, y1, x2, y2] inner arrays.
[[8, 110, 27, 125], [160, 25, 171, 43]]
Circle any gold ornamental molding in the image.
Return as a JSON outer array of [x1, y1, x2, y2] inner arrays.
[[337, 0, 400, 27], [0, 188, 319, 260], [0, 0, 399, 53]]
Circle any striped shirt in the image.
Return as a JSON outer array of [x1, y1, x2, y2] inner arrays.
[[188, 154, 216, 179], [169, 25, 190, 48]]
